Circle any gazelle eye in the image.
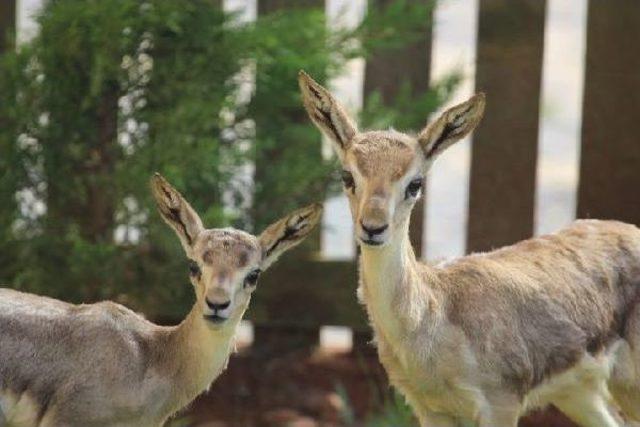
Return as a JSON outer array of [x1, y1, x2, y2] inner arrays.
[[188, 260, 200, 277], [244, 269, 261, 288], [405, 178, 423, 199], [341, 170, 355, 192]]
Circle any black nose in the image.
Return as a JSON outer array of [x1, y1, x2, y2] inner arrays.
[[205, 298, 231, 311], [360, 221, 389, 237]]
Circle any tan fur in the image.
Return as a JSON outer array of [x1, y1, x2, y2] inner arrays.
[[0, 174, 322, 427], [299, 71, 640, 427]]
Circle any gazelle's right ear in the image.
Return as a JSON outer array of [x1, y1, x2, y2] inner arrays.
[[298, 70, 357, 159], [150, 173, 204, 251], [418, 93, 485, 162], [258, 203, 323, 271]]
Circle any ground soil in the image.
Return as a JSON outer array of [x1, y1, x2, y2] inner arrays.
[[182, 344, 578, 427]]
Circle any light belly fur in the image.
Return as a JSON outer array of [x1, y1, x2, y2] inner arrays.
[[386, 338, 637, 424], [524, 343, 622, 413], [0, 390, 41, 427]]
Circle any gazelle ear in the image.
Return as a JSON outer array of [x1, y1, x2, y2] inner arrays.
[[258, 203, 323, 270], [150, 173, 204, 251], [298, 70, 357, 160], [418, 93, 486, 161]]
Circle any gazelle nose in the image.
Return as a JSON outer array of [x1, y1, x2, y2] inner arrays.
[[205, 298, 231, 311], [360, 221, 389, 237]]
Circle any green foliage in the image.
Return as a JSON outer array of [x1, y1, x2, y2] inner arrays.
[[361, 73, 462, 131], [365, 391, 418, 427], [336, 381, 417, 427], [357, 0, 436, 54], [0, 0, 455, 317]]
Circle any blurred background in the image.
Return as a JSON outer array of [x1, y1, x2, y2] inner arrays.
[[1, 0, 639, 426]]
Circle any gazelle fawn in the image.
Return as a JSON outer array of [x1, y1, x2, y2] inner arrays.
[[299, 71, 640, 427], [0, 173, 322, 427]]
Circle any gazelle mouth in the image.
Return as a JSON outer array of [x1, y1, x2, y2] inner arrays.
[[360, 238, 384, 246], [203, 314, 228, 324]]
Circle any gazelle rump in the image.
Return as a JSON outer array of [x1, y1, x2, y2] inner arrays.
[[0, 173, 322, 427], [299, 70, 640, 427]]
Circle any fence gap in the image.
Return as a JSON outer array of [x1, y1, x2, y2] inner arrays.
[[534, 0, 587, 236], [424, 0, 478, 261]]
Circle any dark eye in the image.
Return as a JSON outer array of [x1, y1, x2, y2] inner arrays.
[[244, 269, 261, 288], [341, 170, 355, 192], [188, 260, 200, 277], [405, 178, 423, 199]]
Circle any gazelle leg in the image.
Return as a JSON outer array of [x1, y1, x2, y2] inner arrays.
[[478, 393, 521, 427], [421, 411, 458, 427], [555, 394, 621, 427], [478, 410, 519, 427]]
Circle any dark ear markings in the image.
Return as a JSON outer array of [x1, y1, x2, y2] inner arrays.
[[169, 208, 193, 245], [160, 186, 172, 200], [264, 213, 311, 257], [163, 206, 192, 245], [307, 83, 322, 99], [313, 110, 342, 147], [307, 85, 344, 148], [154, 177, 195, 245], [425, 105, 474, 159], [426, 121, 460, 159]]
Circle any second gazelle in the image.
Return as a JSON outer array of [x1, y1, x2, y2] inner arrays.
[[0, 174, 321, 427], [299, 71, 640, 427]]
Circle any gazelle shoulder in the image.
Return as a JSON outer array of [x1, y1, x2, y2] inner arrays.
[[70, 300, 156, 336]]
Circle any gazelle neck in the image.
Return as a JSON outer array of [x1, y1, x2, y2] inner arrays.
[[162, 299, 247, 411], [358, 217, 436, 340]]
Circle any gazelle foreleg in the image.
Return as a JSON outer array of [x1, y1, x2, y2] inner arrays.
[[554, 393, 621, 427], [477, 392, 521, 427], [421, 411, 459, 427]]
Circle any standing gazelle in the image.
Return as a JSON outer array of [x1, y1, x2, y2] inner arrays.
[[299, 71, 640, 427], [0, 173, 322, 427]]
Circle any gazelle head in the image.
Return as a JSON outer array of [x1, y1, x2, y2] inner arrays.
[[151, 173, 322, 327], [299, 71, 485, 248]]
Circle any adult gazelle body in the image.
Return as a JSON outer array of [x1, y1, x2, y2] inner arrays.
[[0, 174, 322, 427], [299, 71, 640, 427]]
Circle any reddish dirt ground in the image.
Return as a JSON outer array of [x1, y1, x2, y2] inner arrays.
[[182, 344, 578, 427]]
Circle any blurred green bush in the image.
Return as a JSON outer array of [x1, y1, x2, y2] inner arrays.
[[0, 0, 456, 317]]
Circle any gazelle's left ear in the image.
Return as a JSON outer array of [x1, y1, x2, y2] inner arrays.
[[258, 203, 323, 270], [418, 93, 486, 161], [150, 173, 204, 251], [298, 70, 357, 160]]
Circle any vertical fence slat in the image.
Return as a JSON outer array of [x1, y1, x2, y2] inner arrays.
[[467, 0, 546, 253], [363, 0, 433, 258], [0, 0, 16, 52], [577, 1, 640, 225]]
